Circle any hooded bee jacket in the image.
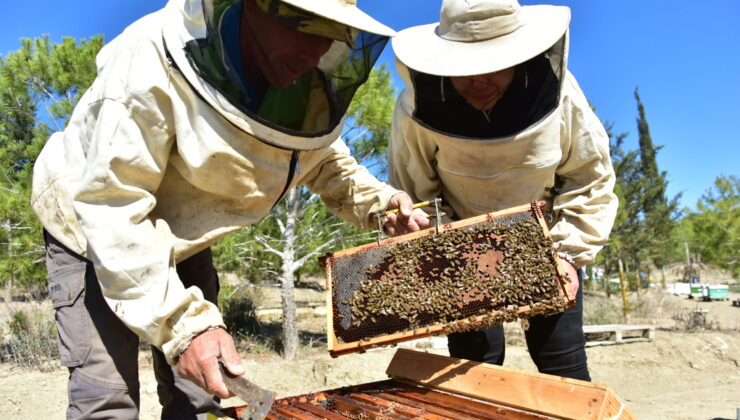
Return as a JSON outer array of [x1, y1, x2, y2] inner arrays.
[[31, 0, 398, 364], [388, 55, 618, 268]]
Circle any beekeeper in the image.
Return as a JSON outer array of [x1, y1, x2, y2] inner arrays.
[[31, 0, 428, 417], [388, 0, 618, 381]]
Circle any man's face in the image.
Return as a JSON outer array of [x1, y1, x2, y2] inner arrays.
[[242, 1, 334, 88], [450, 67, 516, 111]]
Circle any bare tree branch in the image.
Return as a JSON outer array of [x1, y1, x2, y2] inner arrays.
[[253, 236, 282, 256], [0, 186, 20, 194], [346, 127, 369, 145], [275, 217, 286, 235], [27, 78, 63, 132]]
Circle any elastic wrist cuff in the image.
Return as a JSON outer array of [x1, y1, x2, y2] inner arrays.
[[173, 325, 224, 364], [557, 252, 577, 267]]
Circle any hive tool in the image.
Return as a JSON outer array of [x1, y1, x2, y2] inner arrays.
[[218, 359, 274, 420]]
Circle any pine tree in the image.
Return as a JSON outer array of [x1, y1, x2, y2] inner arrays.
[[600, 90, 680, 293], [0, 36, 103, 298], [598, 117, 639, 291], [676, 175, 740, 278], [633, 88, 680, 272]]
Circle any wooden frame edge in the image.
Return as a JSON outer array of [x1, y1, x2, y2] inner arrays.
[[386, 349, 612, 420], [328, 203, 537, 259], [328, 302, 569, 357], [324, 257, 339, 353]]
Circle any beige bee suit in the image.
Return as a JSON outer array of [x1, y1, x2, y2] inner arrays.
[[31, 0, 398, 364], [388, 61, 618, 268]]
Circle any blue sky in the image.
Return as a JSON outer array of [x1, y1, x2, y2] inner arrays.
[[2, 0, 738, 210]]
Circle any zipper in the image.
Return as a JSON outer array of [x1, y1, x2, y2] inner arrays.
[[272, 150, 300, 209]]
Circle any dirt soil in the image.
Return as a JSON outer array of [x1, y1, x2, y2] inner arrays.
[[0, 286, 738, 420]]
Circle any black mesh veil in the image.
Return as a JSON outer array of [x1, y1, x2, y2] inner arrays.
[[410, 35, 566, 139], [184, 0, 389, 138]]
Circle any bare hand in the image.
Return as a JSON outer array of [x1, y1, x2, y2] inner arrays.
[[557, 257, 579, 299], [176, 328, 244, 398], [383, 193, 431, 236]]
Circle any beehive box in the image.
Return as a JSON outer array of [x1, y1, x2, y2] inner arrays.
[[218, 349, 636, 420], [707, 285, 729, 300], [322, 202, 576, 357]]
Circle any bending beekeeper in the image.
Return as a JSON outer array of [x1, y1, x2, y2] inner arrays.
[[388, 0, 618, 380], [31, 0, 429, 417]]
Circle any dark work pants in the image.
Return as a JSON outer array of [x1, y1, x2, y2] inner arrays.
[[44, 231, 221, 419], [447, 276, 590, 381]]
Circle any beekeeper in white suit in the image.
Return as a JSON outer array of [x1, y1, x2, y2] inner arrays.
[[388, 0, 618, 381], [31, 0, 429, 417]]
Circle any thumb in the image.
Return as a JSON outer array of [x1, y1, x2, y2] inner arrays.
[[219, 334, 244, 376], [394, 193, 413, 217]]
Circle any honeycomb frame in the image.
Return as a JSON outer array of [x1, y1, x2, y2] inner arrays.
[[322, 202, 576, 357]]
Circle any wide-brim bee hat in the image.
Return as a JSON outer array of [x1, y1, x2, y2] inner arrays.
[[392, 0, 570, 77], [277, 0, 395, 38]]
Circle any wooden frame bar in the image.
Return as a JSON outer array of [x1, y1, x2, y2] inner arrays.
[[386, 349, 636, 420]]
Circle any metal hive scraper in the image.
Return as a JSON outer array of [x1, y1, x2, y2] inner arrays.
[[218, 360, 274, 420]]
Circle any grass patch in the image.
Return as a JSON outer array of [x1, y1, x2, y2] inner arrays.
[[583, 294, 623, 325]]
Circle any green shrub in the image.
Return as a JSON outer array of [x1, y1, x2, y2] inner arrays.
[[219, 284, 263, 338], [672, 308, 718, 331], [1, 309, 58, 371], [8, 311, 31, 337]]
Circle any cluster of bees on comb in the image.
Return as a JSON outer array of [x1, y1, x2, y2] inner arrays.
[[342, 218, 568, 338]]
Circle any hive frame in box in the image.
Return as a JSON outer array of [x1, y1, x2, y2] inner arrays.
[[217, 349, 636, 419], [323, 202, 576, 358], [382, 349, 636, 420]]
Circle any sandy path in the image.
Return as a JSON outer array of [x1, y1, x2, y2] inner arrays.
[[1, 329, 738, 419]]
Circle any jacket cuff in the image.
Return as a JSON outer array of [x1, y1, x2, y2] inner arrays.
[[162, 300, 226, 365], [364, 187, 403, 229], [557, 252, 579, 268]]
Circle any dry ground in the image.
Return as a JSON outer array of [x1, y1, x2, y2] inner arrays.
[[0, 285, 738, 420]]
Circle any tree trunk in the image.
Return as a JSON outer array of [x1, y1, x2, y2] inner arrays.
[[280, 265, 298, 360], [661, 266, 666, 290], [279, 187, 301, 360], [603, 256, 611, 297], [4, 223, 13, 303], [618, 258, 630, 319], [3, 277, 12, 304], [635, 260, 642, 300]]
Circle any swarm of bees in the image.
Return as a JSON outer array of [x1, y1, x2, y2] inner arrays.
[[332, 217, 568, 342]]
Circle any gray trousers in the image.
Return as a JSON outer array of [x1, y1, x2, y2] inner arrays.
[[44, 231, 222, 419]]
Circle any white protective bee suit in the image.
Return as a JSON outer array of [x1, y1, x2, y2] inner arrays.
[[32, 0, 398, 368], [388, 48, 618, 268], [387, 0, 618, 382]]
